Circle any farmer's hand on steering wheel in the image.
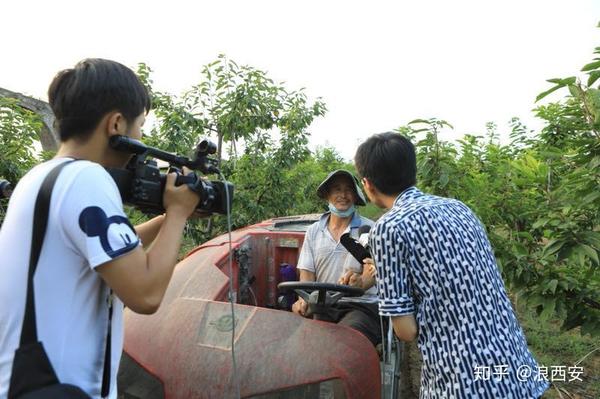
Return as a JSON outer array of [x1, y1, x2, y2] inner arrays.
[[292, 298, 308, 317], [339, 270, 363, 288]]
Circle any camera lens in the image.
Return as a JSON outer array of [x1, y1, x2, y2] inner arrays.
[[0, 180, 12, 199], [197, 140, 217, 155]]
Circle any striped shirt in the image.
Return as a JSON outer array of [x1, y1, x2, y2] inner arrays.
[[371, 187, 549, 399]]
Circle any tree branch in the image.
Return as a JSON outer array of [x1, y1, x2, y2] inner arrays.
[[0, 87, 58, 151]]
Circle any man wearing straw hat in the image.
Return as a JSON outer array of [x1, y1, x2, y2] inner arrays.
[[292, 169, 380, 346]]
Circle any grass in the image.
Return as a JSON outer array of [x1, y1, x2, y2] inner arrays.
[[516, 302, 600, 399]]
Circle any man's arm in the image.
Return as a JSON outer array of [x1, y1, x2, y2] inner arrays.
[[96, 173, 199, 314], [352, 259, 418, 340], [291, 270, 315, 316], [371, 220, 418, 341], [391, 315, 418, 342], [299, 270, 316, 282], [135, 214, 165, 247], [293, 228, 317, 316]]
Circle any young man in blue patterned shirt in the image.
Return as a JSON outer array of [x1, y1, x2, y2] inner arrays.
[[355, 132, 549, 398]]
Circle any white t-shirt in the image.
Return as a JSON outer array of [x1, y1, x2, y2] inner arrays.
[[0, 158, 140, 399]]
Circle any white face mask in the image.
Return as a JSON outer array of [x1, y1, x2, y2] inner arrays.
[[328, 203, 355, 218]]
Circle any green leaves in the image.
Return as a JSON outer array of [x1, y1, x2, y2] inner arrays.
[[535, 77, 577, 102], [542, 239, 565, 258], [133, 56, 328, 240], [577, 244, 599, 265], [403, 118, 457, 197], [408, 118, 454, 130], [0, 97, 47, 224], [539, 297, 556, 321], [0, 97, 42, 182], [546, 279, 558, 295], [582, 190, 600, 205], [408, 118, 430, 125], [404, 71, 600, 334], [581, 60, 600, 72]]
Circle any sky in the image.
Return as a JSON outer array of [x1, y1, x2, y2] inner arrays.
[[2, 0, 600, 160]]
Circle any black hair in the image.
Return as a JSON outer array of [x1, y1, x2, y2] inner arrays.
[[48, 58, 151, 141], [354, 132, 416, 196]]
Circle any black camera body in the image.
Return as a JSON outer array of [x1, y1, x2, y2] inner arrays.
[[106, 136, 233, 215]]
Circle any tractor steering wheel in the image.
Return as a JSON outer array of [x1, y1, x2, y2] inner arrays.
[[278, 281, 364, 320]]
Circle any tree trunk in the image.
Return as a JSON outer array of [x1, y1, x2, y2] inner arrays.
[[217, 131, 223, 162], [0, 87, 58, 151]]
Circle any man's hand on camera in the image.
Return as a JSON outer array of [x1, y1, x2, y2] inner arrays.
[[187, 176, 213, 219], [163, 169, 201, 219]]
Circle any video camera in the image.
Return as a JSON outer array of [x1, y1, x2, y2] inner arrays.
[[106, 135, 234, 215]]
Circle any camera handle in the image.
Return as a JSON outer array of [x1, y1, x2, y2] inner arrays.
[[169, 168, 216, 210], [169, 167, 200, 192]]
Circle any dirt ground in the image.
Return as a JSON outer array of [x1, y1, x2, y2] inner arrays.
[[401, 341, 422, 398]]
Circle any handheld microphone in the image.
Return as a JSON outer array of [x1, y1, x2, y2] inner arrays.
[[340, 225, 372, 263]]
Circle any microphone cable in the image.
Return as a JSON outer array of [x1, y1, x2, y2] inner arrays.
[[219, 170, 241, 399]]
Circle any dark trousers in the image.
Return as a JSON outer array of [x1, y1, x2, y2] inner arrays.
[[328, 301, 382, 346]]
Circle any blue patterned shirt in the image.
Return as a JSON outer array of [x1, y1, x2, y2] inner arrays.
[[371, 187, 549, 399]]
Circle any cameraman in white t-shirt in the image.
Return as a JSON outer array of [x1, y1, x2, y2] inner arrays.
[[0, 59, 201, 398]]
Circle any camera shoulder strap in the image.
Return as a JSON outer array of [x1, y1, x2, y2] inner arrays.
[[19, 159, 113, 397], [20, 159, 76, 345]]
